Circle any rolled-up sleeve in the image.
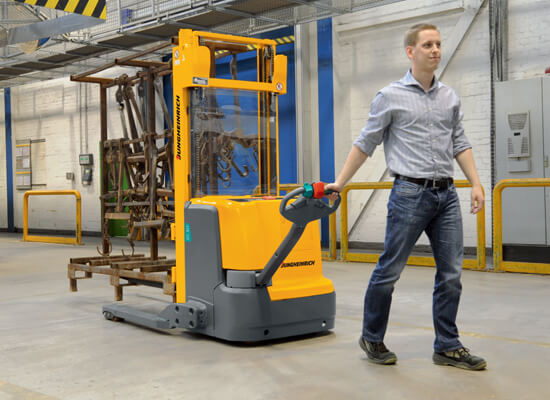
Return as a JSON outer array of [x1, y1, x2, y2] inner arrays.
[[451, 99, 472, 157], [353, 92, 391, 157]]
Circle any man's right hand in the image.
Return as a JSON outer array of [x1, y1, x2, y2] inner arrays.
[[325, 182, 343, 201]]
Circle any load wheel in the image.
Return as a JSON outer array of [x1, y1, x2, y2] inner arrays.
[[103, 311, 123, 322]]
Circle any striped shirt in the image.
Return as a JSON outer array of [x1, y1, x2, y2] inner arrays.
[[353, 70, 471, 179]]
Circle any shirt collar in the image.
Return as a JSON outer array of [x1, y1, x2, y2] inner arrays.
[[401, 69, 441, 92]]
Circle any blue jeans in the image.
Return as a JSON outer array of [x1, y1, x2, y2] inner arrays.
[[362, 178, 464, 352]]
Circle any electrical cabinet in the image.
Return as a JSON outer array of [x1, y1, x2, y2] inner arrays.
[[495, 77, 550, 251], [79, 153, 93, 185]]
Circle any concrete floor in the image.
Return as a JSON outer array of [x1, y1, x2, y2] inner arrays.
[[1, 233, 549, 400]]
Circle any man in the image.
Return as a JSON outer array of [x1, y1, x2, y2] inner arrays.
[[326, 23, 487, 371]]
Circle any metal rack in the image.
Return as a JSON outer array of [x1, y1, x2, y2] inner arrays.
[[68, 41, 175, 300]]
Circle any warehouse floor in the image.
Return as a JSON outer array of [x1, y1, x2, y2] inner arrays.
[[1, 233, 549, 400]]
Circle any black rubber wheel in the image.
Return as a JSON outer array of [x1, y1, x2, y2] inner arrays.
[[103, 311, 114, 320], [103, 311, 124, 322]]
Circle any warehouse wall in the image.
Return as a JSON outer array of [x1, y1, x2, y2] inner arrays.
[[328, 0, 550, 248], [2, 0, 550, 242], [0, 66, 138, 233], [507, 0, 550, 81]]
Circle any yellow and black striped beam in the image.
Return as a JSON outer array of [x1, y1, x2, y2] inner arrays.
[[273, 35, 295, 46], [12, 0, 106, 20], [244, 35, 295, 50]]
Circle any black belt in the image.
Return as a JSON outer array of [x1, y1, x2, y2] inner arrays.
[[394, 174, 453, 189]]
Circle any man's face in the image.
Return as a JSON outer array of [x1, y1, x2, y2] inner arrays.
[[406, 29, 441, 73]]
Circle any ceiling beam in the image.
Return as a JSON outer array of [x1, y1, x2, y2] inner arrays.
[[284, 0, 347, 15], [206, 4, 293, 26]]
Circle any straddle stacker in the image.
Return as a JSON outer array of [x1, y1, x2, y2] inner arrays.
[[70, 30, 340, 341]]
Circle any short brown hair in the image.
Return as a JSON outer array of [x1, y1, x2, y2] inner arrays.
[[404, 23, 439, 48]]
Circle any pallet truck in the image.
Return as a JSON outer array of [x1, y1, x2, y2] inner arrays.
[[103, 183, 340, 341], [102, 30, 340, 341]]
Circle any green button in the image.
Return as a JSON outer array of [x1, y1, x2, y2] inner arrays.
[[303, 183, 314, 198]]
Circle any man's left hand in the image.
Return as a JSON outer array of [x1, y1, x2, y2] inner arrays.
[[470, 186, 484, 214]]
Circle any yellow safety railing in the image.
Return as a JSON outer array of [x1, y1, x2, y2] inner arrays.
[[279, 183, 337, 260], [23, 190, 82, 245], [493, 178, 550, 274], [340, 181, 486, 270]]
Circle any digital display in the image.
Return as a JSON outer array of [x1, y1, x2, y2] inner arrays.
[[79, 153, 93, 166]]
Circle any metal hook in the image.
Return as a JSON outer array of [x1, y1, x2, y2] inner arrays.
[[231, 160, 250, 177], [96, 240, 112, 257]]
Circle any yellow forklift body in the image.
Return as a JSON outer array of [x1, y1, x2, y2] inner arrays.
[[191, 196, 334, 301]]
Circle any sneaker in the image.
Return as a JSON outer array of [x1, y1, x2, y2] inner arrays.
[[433, 347, 487, 371], [358, 337, 397, 365]]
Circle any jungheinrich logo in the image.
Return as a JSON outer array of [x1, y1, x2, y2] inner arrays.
[[281, 260, 315, 268], [176, 95, 181, 160], [193, 77, 208, 85]]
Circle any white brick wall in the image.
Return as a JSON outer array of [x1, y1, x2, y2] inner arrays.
[[507, 1, 550, 80], [1, 66, 137, 233], [329, 0, 550, 249], [334, 2, 490, 245], [1, 0, 549, 242]]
